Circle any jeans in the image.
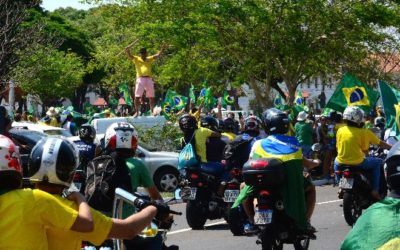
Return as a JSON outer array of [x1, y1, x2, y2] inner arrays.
[[301, 145, 312, 158], [334, 157, 382, 192]]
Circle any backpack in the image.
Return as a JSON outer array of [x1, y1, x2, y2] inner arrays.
[[223, 135, 254, 168], [84, 155, 132, 213], [178, 133, 198, 170]]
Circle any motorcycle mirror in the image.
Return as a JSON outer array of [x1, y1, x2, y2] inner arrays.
[[311, 143, 322, 152], [174, 188, 182, 200]]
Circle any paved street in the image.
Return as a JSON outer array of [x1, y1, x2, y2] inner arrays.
[[165, 185, 350, 250]]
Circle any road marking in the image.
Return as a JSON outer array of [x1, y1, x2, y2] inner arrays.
[[168, 199, 342, 235], [317, 199, 341, 205], [167, 220, 226, 235]]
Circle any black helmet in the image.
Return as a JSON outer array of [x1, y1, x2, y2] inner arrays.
[[262, 108, 289, 135], [385, 141, 400, 191], [223, 117, 235, 132], [374, 117, 385, 128], [244, 115, 261, 134], [179, 114, 198, 132], [79, 124, 96, 143], [28, 137, 79, 187], [200, 116, 219, 132]]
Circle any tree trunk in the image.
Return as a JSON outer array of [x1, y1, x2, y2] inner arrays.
[[286, 82, 297, 106]]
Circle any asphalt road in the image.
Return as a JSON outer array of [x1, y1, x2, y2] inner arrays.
[[165, 185, 350, 250]]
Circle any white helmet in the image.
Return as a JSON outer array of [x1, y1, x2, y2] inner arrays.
[[104, 122, 138, 152], [343, 106, 364, 125], [28, 137, 79, 187], [0, 135, 22, 189]]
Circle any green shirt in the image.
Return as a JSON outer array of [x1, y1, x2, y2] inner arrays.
[[294, 121, 313, 146], [341, 197, 400, 250], [123, 158, 154, 218]]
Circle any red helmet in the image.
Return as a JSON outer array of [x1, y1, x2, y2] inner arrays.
[[104, 122, 138, 153], [0, 135, 22, 189]]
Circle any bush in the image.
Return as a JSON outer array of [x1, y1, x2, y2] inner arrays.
[[136, 122, 183, 152]]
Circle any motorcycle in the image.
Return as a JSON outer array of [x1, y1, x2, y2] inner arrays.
[[112, 188, 182, 250], [336, 158, 387, 226], [176, 162, 232, 229], [242, 158, 315, 250]]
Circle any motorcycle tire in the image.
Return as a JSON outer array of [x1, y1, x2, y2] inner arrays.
[[186, 200, 207, 229], [227, 207, 244, 236], [260, 226, 283, 250], [293, 238, 310, 250], [343, 192, 361, 226]]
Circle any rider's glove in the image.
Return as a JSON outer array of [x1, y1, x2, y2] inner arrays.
[[133, 199, 170, 221]]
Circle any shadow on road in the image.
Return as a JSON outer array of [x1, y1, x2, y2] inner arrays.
[[204, 223, 230, 231]]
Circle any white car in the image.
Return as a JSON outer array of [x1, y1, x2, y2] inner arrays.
[[12, 122, 72, 137]]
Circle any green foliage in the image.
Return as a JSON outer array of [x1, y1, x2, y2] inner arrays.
[[135, 123, 182, 152], [11, 44, 85, 105]]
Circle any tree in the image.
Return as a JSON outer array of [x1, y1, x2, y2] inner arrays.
[[10, 44, 85, 107], [0, 0, 40, 79]]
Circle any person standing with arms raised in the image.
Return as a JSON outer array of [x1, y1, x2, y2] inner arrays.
[[125, 42, 167, 117]]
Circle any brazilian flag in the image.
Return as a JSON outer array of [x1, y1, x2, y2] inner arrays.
[[274, 94, 284, 108], [189, 84, 196, 103], [294, 90, 304, 106], [172, 95, 188, 110], [161, 102, 173, 119], [325, 73, 380, 113], [119, 82, 133, 107], [222, 90, 235, 108]]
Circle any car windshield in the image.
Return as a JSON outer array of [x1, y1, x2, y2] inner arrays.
[[139, 141, 158, 152]]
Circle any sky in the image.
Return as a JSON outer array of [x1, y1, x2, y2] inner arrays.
[[41, 0, 95, 11]]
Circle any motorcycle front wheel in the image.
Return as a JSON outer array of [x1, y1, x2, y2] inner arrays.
[[186, 200, 207, 229]]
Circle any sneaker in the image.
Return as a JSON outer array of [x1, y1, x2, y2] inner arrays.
[[244, 223, 258, 234], [306, 222, 316, 233]]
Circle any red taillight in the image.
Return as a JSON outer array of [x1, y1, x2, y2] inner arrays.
[[191, 173, 199, 180], [258, 204, 269, 209], [343, 171, 351, 178], [228, 183, 238, 189], [73, 173, 81, 181], [230, 168, 241, 177], [250, 160, 269, 169], [198, 182, 203, 187], [259, 190, 270, 197]]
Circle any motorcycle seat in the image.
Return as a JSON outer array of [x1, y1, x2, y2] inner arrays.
[[200, 162, 227, 176]]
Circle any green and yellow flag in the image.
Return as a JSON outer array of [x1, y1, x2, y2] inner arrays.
[[119, 83, 133, 107], [189, 84, 196, 103], [326, 74, 380, 113], [222, 90, 235, 108], [294, 90, 304, 106]]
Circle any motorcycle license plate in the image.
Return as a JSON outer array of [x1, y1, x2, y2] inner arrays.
[[254, 209, 273, 225], [181, 187, 197, 200], [223, 190, 240, 202], [339, 178, 354, 189]]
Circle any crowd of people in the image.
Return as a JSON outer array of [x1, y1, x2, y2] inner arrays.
[[1, 96, 399, 249]]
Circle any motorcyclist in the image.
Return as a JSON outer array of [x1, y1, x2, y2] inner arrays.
[[232, 108, 309, 234], [179, 114, 221, 165], [373, 116, 385, 140], [75, 124, 101, 171], [341, 141, 400, 249], [221, 117, 237, 142], [0, 135, 94, 249], [200, 116, 226, 162], [334, 106, 392, 200], [102, 122, 171, 250], [28, 137, 167, 250]]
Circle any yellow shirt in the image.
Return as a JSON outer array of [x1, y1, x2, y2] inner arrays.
[[133, 55, 155, 77], [0, 189, 78, 250], [194, 127, 214, 163], [47, 195, 113, 250], [336, 125, 380, 165], [222, 132, 236, 142]]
